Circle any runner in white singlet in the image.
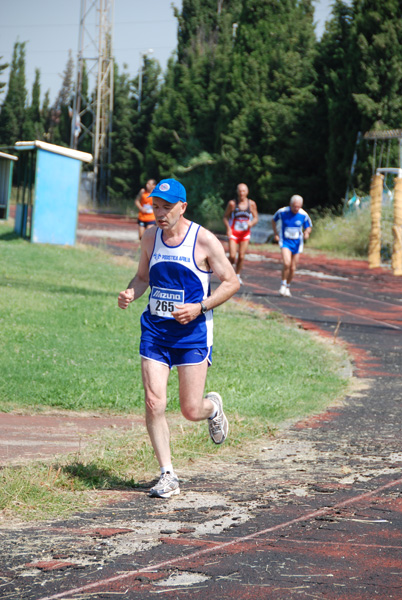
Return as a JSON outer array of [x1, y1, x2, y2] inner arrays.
[[223, 183, 258, 285], [118, 179, 240, 498]]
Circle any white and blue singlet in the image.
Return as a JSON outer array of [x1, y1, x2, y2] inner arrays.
[[140, 222, 213, 349], [273, 206, 312, 254]]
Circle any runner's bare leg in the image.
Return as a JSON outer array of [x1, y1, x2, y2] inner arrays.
[[141, 358, 171, 468]]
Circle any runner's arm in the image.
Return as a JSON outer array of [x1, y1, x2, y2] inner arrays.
[[222, 200, 235, 237], [134, 188, 145, 212], [272, 217, 279, 242], [205, 231, 240, 309], [249, 200, 259, 228], [303, 215, 312, 240], [117, 229, 153, 309]]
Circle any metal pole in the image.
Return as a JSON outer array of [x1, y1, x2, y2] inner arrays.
[[70, 0, 86, 149], [106, 0, 114, 205], [93, 0, 104, 203], [70, 0, 114, 204], [345, 131, 361, 206]]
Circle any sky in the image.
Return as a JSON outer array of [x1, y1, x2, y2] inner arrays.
[[0, 0, 336, 104]]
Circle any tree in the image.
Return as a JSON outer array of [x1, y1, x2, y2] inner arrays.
[[221, 0, 318, 211], [147, 0, 243, 217], [351, 0, 402, 192], [42, 90, 52, 141], [23, 68, 43, 140], [0, 41, 28, 146], [0, 57, 8, 98], [353, 0, 402, 131], [108, 64, 136, 199], [314, 0, 358, 204], [108, 57, 162, 202], [133, 55, 162, 189], [315, 0, 402, 203], [104, 0, 402, 213], [48, 50, 75, 146]]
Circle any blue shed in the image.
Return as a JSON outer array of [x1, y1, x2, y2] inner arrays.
[[0, 151, 18, 220], [13, 141, 92, 245]]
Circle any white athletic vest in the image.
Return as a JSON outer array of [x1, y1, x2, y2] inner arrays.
[[141, 222, 213, 348]]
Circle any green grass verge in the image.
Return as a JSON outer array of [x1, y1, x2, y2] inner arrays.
[[308, 202, 394, 259], [0, 221, 350, 521]]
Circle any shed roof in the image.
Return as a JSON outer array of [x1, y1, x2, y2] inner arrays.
[[0, 151, 18, 161], [14, 141, 92, 163]]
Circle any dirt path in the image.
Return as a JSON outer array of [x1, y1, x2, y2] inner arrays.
[[0, 412, 142, 465]]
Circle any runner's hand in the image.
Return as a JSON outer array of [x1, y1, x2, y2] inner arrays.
[[118, 288, 134, 309], [172, 303, 201, 324]]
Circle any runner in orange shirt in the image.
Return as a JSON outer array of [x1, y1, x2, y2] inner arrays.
[[135, 179, 157, 239]]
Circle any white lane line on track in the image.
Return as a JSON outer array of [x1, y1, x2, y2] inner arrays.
[[297, 268, 349, 281], [244, 280, 401, 331], [39, 476, 402, 600], [77, 228, 139, 241]]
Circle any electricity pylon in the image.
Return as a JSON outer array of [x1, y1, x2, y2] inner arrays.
[[70, 0, 114, 203]]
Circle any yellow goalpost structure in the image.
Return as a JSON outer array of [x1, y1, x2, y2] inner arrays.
[[365, 129, 402, 275], [393, 176, 402, 275]]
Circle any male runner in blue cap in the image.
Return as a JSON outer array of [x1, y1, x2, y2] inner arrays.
[[118, 179, 240, 498]]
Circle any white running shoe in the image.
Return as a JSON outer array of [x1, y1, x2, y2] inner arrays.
[[284, 287, 291, 297], [149, 472, 180, 498], [237, 274, 243, 285], [206, 392, 229, 445], [279, 283, 287, 296]]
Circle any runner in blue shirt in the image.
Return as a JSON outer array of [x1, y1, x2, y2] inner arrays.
[[118, 179, 240, 498], [272, 195, 312, 297]]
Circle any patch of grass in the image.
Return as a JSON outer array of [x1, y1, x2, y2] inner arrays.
[[0, 221, 350, 521], [0, 223, 145, 413], [0, 463, 93, 521], [0, 222, 349, 421], [207, 304, 348, 423]]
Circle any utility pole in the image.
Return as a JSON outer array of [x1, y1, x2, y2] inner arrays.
[[70, 0, 114, 204]]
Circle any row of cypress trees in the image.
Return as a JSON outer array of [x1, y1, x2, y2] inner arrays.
[[1, 0, 402, 216]]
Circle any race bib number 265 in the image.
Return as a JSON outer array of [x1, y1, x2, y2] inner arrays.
[[149, 287, 184, 318]]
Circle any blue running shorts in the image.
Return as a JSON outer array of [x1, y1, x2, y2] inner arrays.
[[282, 239, 302, 254], [140, 340, 212, 369]]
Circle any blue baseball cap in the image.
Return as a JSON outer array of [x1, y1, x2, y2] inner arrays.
[[149, 178, 187, 204]]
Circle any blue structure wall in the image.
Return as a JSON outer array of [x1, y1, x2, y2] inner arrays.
[[31, 149, 81, 245]]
